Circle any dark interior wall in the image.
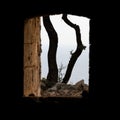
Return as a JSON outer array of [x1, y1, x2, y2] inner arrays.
[[12, 2, 97, 115]]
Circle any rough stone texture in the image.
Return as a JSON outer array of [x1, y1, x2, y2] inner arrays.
[[41, 80, 89, 97], [24, 17, 41, 97]]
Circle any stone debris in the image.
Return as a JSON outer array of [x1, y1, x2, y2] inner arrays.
[[41, 79, 89, 97]]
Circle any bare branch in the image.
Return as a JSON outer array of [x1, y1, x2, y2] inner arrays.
[[62, 14, 86, 84]]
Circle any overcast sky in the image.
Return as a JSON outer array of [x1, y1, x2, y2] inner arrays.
[[40, 14, 90, 85]]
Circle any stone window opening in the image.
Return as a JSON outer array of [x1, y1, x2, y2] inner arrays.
[[23, 13, 91, 100]]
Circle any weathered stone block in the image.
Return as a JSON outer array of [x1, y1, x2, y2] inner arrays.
[[24, 43, 38, 67], [24, 17, 41, 97]]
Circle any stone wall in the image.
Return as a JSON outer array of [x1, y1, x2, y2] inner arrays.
[[24, 17, 41, 97]]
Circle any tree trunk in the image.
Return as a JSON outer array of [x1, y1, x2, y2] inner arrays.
[[43, 15, 58, 86], [62, 14, 86, 84]]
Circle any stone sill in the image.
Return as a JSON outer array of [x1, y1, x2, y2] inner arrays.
[[20, 96, 88, 104]]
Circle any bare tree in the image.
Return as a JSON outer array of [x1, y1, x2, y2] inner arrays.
[[43, 15, 58, 86], [43, 14, 86, 86], [62, 14, 86, 84]]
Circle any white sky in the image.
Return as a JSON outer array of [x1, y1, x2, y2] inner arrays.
[[40, 14, 90, 85]]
